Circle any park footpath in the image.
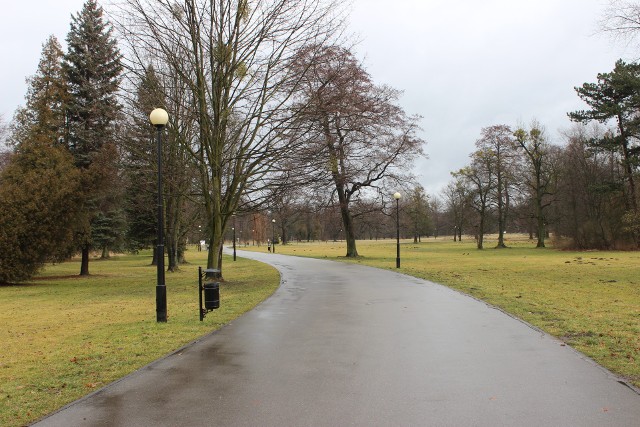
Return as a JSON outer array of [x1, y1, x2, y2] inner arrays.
[[32, 250, 640, 426]]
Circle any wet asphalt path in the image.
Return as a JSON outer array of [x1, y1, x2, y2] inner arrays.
[[33, 250, 640, 426]]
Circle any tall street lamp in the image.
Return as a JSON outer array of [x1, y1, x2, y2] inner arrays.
[[394, 192, 401, 268], [272, 219, 276, 253], [232, 215, 237, 261], [150, 108, 169, 322]]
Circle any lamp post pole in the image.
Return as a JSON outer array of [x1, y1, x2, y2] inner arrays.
[[272, 219, 276, 253], [232, 227, 236, 261], [150, 108, 169, 322], [394, 192, 401, 268], [232, 215, 237, 261]]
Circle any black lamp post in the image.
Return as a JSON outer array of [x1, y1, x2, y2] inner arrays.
[[150, 108, 169, 322], [232, 213, 237, 261], [272, 219, 276, 253], [394, 192, 401, 268]]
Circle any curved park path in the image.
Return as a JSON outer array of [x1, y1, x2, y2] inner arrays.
[[34, 251, 640, 426]]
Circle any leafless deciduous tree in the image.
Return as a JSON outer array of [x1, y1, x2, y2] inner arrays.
[[112, 0, 347, 274], [286, 45, 425, 257], [514, 122, 560, 248], [454, 149, 496, 250], [443, 177, 469, 242], [475, 125, 516, 248], [553, 124, 627, 249], [600, 0, 640, 49]]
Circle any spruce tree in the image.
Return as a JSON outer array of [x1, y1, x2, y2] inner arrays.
[[122, 66, 163, 259], [63, 0, 123, 275], [0, 36, 81, 283], [11, 36, 68, 147]]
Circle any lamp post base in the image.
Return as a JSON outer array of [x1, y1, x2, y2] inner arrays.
[[156, 285, 167, 322]]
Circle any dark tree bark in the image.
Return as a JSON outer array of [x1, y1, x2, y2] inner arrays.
[[514, 123, 559, 249], [288, 45, 425, 257], [116, 0, 346, 276]]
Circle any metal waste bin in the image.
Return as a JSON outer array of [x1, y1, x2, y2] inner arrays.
[[199, 267, 221, 321], [204, 281, 220, 310]]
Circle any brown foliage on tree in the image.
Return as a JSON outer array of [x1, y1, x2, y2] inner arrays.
[[287, 45, 425, 257]]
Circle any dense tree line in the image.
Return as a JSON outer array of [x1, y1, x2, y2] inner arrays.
[[439, 59, 640, 250], [6, 1, 640, 283], [0, 0, 423, 283]]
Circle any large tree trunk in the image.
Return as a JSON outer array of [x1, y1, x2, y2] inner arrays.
[[206, 211, 225, 277], [536, 188, 546, 248], [167, 237, 178, 271], [536, 214, 546, 248], [335, 182, 358, 257], [496, 190, 507, 248], [80, 245, 90, 276], [151, 241, 158, 266], [340, 206, 358, 257], [166, 194, 179, 272], [178, 241, 187, 264]]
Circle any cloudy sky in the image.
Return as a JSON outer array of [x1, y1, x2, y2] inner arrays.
[[0, 0, 628, 195]]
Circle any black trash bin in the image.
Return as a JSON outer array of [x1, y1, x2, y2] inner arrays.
[[199, 267, 221, 320], [204, 281, 220, 310]]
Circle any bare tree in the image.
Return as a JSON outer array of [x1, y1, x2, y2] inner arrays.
[[405, 185, 431, 242], [429, 196, 443, 238], [443, 177, 469, 242], [454, 148, 496, 250], [475, 125, 516, 248], [553, 124, 627, 249], [600, 1, 640, 49], [286, 45, 425, 257], [113, 0, 347, 275], [514, 122, 560, 248]]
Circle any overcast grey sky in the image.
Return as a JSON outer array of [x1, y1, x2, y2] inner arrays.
[[0, 0, 628, 195]]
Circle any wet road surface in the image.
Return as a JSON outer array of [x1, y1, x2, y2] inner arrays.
[[33, 250, 640, 426]]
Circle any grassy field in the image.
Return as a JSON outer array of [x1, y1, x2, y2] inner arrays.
[[251, 236, 640, 389], [3, 237, 639, 425], [0, 249, 280, 426]]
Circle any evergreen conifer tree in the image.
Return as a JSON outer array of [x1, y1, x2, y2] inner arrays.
[[11, 36, 68, 147], [122, 66, 163, 257], [0, 36, 80, 283], [63, 0, 123, 275]]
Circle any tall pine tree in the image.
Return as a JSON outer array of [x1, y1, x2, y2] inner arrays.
[[63, 0, 123, 275]]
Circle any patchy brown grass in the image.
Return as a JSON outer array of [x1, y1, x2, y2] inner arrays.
[[0, 249, 279, 426]]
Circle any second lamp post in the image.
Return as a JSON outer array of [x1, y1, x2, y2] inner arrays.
[[394, 192, 401, 268], [271, 219, 276, 253], [232, 214, 237, 261]]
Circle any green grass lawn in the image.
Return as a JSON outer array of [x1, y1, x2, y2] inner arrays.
[[255, 236, 640, 389], [3, 238, 639, 426], [0, 248, 279, 426]]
